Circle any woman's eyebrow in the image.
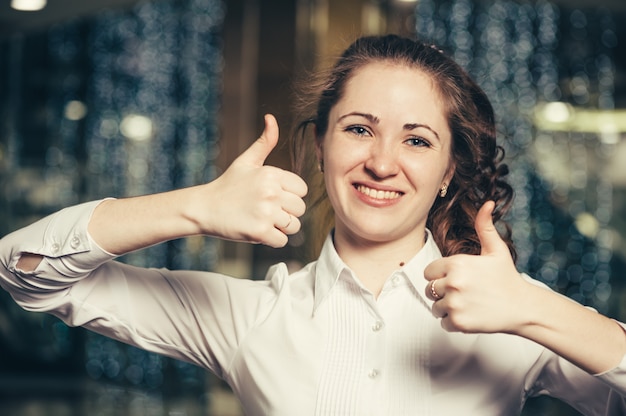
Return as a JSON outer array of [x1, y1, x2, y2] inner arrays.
[[403, 123, 440, 141], [337, 112, 380, 124]]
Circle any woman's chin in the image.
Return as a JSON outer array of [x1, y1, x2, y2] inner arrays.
[[337, 224, 415, 246]]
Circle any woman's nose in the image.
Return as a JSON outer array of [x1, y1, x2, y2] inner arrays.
[[364, 142, 400, 179]]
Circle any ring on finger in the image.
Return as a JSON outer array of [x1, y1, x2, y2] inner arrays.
[[429, 279, 443, 300], [283, 214, 292, 229]]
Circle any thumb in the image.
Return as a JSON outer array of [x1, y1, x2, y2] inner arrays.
[[236, 114, 279, 167], [475, 201, 507, 256]]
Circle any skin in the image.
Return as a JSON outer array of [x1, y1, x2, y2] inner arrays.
[[317, 62, 454, 296]]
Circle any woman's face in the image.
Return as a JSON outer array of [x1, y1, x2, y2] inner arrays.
[[318, 62, 454, 249]]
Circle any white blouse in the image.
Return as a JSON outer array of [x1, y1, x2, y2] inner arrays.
[[1, 200, 625, 415]]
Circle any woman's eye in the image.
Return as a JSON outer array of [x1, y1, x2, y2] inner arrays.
[[405, 137, 431, 148], [346, 125, 370, 136]]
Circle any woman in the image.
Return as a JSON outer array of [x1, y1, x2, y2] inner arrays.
[[1, 35, 625, 415]]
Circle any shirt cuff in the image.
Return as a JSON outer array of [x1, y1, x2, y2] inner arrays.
[[8, 198, 117, 276]]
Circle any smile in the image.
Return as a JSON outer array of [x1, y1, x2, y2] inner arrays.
[[356, 185, 402, 200]]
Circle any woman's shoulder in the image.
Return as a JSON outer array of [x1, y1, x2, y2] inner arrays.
[[264, 260, 317, 294]]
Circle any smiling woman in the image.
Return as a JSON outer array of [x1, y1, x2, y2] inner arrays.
[[313, 63, 454, 294], [1, 34, 626, 416], [293, 36, 514, 262]]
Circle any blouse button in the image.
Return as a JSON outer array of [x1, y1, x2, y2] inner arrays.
[[70, 236, 81, 249], [51, 243, 60, 253], [372, 321, 383, 332], [368, 369, 379, 379], [391, 275, 400, 287]]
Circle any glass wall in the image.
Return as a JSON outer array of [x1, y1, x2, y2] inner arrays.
[[0, 0, 226, 414]]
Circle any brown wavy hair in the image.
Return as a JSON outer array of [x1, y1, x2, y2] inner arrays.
[[291, 34, 516, 261]]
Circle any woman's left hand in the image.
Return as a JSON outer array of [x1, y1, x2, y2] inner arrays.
[[425, 201, 626, 374], [424, 201, 530, 334]]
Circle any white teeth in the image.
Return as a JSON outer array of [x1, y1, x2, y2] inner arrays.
[[357, 185, 401, 200]]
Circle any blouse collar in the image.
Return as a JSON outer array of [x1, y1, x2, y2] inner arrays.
[[313, 230, 443, 312]]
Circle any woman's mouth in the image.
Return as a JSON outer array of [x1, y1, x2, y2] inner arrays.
[[356, 185, 402, 200]]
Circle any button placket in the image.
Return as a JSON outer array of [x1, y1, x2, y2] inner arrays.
[[371, 320, 383, 332], [365, 311, 384, 385]]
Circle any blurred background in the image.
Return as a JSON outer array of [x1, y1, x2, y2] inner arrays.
[[0, 0, 624, 414]]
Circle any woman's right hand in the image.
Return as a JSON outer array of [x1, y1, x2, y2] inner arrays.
[[189, 114, 308, 248], [89, 114, 307, 254]]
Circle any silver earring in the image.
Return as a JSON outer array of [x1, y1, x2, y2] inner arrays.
[[439, 183, 448, 197]]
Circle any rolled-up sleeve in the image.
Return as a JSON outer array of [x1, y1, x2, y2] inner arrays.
[[523, 313, 626, 413], [595, 322, 626, 397], [0, 200, 116, 309]]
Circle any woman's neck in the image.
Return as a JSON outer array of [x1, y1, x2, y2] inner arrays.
[[332, 227, 426, 297]]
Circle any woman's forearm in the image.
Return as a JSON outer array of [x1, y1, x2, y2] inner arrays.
[[88, 188, 201, 255], [89, 114, 307, 256], [514, 282, 626, 375]]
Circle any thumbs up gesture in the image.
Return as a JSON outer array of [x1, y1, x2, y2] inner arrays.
[[194, 114, 308, 248], [424, 201, 530, 333]]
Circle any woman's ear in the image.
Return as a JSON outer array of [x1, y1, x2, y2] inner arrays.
[[315, 143, 324, 173], [443, 163, 455, 190], [445, 170, 455, 186]]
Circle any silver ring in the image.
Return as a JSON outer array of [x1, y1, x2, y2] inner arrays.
[[430, 280, 442, 300]]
